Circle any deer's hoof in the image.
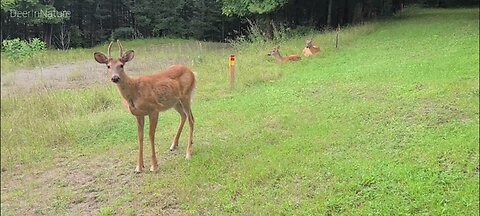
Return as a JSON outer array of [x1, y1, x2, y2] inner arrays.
[[185, 154, 192, 160], [150, 160, 158, 172], [150, 165, 158, 172], [135, 166, 143, 173], [169, 144, 178, 151]]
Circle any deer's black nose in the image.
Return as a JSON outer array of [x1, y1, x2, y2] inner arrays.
[[111, 75, 120, 83]]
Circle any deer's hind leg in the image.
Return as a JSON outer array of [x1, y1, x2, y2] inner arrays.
[[180, 99, 195, 159], [170, 103, 187, 151]]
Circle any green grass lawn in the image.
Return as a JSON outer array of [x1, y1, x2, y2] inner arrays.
[[1, 7, 478, 215]]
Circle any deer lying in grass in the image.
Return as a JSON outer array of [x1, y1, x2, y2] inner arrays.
[[267, 46, 301, 62], [302, 39, 321, 57], [93, 40, 196, 173]]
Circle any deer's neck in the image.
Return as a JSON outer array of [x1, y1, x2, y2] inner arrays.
[[116, 74, 137, 101], [274, 53, 284, 62]]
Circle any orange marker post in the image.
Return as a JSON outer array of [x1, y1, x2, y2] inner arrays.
[[229, 54, 235, 89]]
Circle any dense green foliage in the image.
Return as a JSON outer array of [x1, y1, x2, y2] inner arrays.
[[2, 0, 477, 48], [1, 37, 46, 61], [221, 0, 289, 16], [1, 7, 478, 215], [1, 0, 236, 47]]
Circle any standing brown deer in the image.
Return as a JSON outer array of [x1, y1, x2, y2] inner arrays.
[[267, 46, 301, 62], [303, 39, 321, 57], [93, 40, 196, 173]]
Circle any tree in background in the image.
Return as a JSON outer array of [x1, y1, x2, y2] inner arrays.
[[1, 0, 68, 47], [1, 0, 478, 48], [221, 0, 289, 40]]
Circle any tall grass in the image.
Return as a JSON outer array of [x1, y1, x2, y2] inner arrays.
[[0, 85, 119, 168], [0, 38, 203, 74], [0, 20, 379, 171]]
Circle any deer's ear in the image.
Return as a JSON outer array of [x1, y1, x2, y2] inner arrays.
[[94, 52, 108, 64], [121, 50, 134, 63]]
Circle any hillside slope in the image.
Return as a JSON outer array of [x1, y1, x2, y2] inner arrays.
[[1, 7, 478, 215]]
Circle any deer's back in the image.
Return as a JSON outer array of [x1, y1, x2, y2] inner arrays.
[[140, 64, 195, 97], [310, 46, 320, 54], [286, 55, 301, 61]]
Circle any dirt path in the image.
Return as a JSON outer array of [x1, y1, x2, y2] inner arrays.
[[1, 146, 185, 215], [1, 60, 107, 97], [0, 57, 191, 97]]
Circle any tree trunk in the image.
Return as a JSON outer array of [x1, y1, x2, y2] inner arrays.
[[130, 0, 137, 39], [44, 0, 55, 47], [221, 20, 225, 41], [392, 0, 401, 13], [91, 32, 94, 47], [43, 24, 49, 46], [24, 22, 28, 40], [78, 2, 83, 32], [327, 0, 333, 27], [111, 0, 116, 32], [43, 23, 54, 48], [265, 14, 274, 40], [353, 2, 363, 24], [48, 24, 53, 47], [381, 0, 385, 15], [343, 0, 350, 24]]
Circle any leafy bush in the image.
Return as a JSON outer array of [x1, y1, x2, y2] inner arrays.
[[111, 27, 135, 40], [272, 22, 292, 42], [229, 20, 313, 49], [228, 19, 267, 49], [2, 38, 46, 61], [29, 38, 46, 51]]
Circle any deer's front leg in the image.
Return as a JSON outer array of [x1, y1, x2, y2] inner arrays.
[[135, 115, 145, 173], [148, 113, 159, 172]]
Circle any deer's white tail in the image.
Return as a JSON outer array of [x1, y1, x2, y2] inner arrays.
[[191, 72, 197, 102]]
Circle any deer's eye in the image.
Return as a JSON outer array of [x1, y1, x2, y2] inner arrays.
[[120, 65, 124, 68], [107, 65, 111, 69]]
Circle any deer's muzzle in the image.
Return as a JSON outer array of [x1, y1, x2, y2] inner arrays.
[[111, 75, 121, 83]]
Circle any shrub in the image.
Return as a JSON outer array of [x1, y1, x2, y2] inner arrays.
[[228, 19, 267, 49], [2, 38, 46, 61], [29, 38, 46, 51]]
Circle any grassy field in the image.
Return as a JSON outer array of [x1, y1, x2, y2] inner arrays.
[[1, 7, 479, 215]]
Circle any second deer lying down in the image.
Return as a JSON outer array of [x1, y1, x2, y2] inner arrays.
[[267, 46, 301, 62], [303, 39, 321, 57], [94, 40, 196, 173]]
